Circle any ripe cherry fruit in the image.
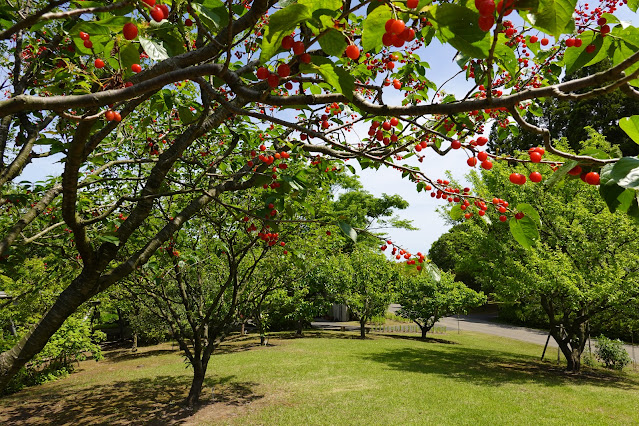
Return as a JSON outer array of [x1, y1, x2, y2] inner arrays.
[[451, 140, 461, 149], [151, 6, 164, 22], [467, 157, 478, 167], [481, 160, 493, 170], [256, 66, 269, 80], [158, 4, 169, 19], [105, 110, 115, 121], [277, 63, 290, 78], [292, 41, 305, 55], [123, 23, 138, 40], [585, 172, 600, 185], [407, 0, 418, 8], [79, 31, 90, 41], [131, 63, 142, 73], [94, 58, 105, 68], [529, 151, 542, 163], [281, 35, 294, 50], [529, 171, 542, 183], [345, 44, 360, 60]]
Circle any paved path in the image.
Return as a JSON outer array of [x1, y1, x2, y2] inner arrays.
[[315, 307, 639, 364]]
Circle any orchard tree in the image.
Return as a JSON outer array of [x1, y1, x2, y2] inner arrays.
[[327, 248, 400, 338], [438, 134, 639, 372], [3, 0, 639, 387], [397, 268, 486, 339]]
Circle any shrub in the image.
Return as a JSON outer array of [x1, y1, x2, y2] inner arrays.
[[595, 335, 631, 370]]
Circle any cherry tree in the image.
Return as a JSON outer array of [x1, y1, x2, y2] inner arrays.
[[1, 0, 639, 388]]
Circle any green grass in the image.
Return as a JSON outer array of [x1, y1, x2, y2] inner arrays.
[[1, 331, 638, 425]]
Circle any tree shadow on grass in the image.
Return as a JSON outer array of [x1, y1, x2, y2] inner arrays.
[[0, 375, 262, 425], [103, 348, 181, 362], [359, 345, 639, 390]]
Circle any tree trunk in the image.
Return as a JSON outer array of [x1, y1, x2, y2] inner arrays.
[[117, 308, 125, 342], [421, 326, 427, 339], [360, 319, 366, 338], [0, 272, 98, 389], [186, 362, 206, 406], [296, 319, 303, 336], [131, 332, 138, 352]]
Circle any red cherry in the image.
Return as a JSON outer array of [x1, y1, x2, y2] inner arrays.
[[541, 38, 549, 46], [151, 6, 164, 22], [451, 140, 461, 149], [515, 212, 525, 220], [477, 151, 488, 161], [565, 38, 575, 47], [345, 44, 360, 60], [292, 41, 305, 55], [94, 58, 105, 68], [529, 151, 542, 163], [585, 172, 600, 185], [568, 165, 582, 176], [113, 111, 122, 122], [390, 117, 399, 127], [131, 63, 142, 73], [142, 0, 155, 6], [281, 35, 294, 50], [586, 44, 596, 53], [400, 28, 416, 42], [390, 20, 405, 35], [385, 19, 396, 33], [382, 121, 391, 131], [185, 18, 193, 26], [499, 215, 508, 222], [600, 24, 610, 35], [407, 0, 418, 8], [123, 23, 138, 40], [478, 15, 495, 32], [256, 67, 269, 80], [299, 53, 311, 64], [574, 38, 582, 48], [79, 31, 90, 41], [529, 171, 542, 183], [277, 63, 290, 78], [509, 173, 525, 184], [467, 157, 478, 167], [477, 0, 495, 16], [393, 79, 401, 89], [476, 136, 488, 146], [83, 40, 93, 49], [158, 4, 169, 18], [105, 110, 115, 121], [597, 17, 607, 26], [530, 35, 538, 43], [481, 160, 493, 170]]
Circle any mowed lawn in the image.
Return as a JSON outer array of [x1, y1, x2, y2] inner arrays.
[[1, 331, 638, 425]]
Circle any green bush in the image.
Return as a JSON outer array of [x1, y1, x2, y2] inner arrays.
[[595, 335, 631, 370]]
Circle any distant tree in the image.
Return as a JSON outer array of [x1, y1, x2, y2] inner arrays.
[[488, 60, 639, 157], [327, 249, 399, 338], [397, 270, 486, 339]]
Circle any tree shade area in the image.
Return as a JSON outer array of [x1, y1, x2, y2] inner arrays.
[[1, 0, 639, 411]]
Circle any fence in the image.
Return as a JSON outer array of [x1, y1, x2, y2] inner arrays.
[[369, 324, 447, 334]]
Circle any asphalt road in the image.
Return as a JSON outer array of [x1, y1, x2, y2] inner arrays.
[[316, 305, 639, 364]]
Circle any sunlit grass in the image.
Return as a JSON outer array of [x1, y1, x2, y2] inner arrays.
[[1, 331, 638, 425]]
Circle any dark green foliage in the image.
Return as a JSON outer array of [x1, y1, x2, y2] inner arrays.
[[595, 335, 632, 370]]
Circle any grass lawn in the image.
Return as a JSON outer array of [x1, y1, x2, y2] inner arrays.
[[1, 330, 638, 425]]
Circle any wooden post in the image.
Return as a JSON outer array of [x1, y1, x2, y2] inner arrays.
[[541, 332, 552, 361]]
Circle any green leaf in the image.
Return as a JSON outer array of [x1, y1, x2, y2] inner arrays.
[[338, 221, 357, 242], [619, 115, 639, 144], [190, 1, 226, 31], [515, 203, 541, 227], [319, 29, 347, 57], [139, 36, 169, 61], [433, 4, 490, 58], [509, 216, 539, 250], [599, 180, 627, 213], [98, 235, 120, 246], [544, 160, 579, 188], [260, 4, 312, 63], [120, 42, 140, 76], [628, 0, 639, 12], [362, 4, 392, 53], [607, 157, 639, 190], [449, 204, 463, 221], [300, 62, 355, 100], [525, 0, 578, 39]]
